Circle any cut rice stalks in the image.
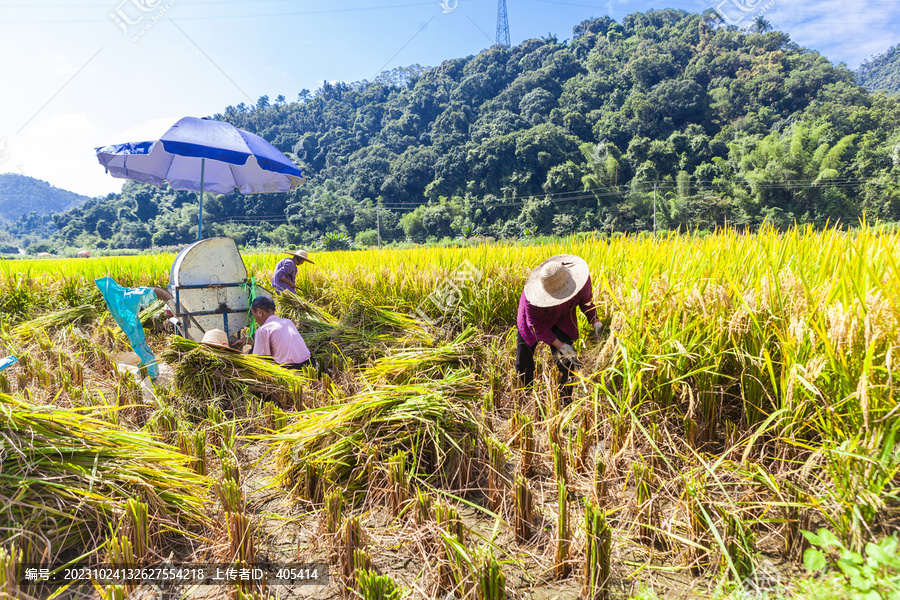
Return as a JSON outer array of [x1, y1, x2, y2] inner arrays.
[[12, 305, 98, 341], [363, 326, 482, 384], [162, 336, 313, 412], [266, 371, 483, 503], [0, 392, 210, 565], [277, 293, 433, 362]]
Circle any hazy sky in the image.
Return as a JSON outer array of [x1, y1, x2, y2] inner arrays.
[[0, 0, 898, 198]]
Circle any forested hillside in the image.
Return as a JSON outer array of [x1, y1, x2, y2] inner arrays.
[[13, 9, 900, 251], [857, 44, 900, 94], [0, 173, 89, 224]]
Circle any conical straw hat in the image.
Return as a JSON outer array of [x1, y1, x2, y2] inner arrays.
[[523, 254, 590, 307], [200, 329, 239, 352], [285, 249, 314, 264]]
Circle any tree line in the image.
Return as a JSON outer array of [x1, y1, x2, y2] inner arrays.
[[8, 9, 900, 252]]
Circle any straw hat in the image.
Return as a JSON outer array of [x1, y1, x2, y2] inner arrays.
[[200, 329, 239, 352], [523, 254, 590, 308], [285, 249, 314, 264]]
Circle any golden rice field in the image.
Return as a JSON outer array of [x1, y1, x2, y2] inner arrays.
[[1, 226, 899, 600]]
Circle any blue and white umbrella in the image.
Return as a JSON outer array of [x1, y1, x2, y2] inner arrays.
[[96, 116, 305, 240]]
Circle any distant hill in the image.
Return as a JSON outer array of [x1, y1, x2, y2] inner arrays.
[[0, 173, 91, 224], [857, 44, 900, 94], [15, 10, 900, 251]]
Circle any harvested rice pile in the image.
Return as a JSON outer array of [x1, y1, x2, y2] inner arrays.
[[0, 392, 210, 565]]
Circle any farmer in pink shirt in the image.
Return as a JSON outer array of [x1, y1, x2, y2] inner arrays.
[[516, 254, 602, 404], [249, 296, 313, 370]]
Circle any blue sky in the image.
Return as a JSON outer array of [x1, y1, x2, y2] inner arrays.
[[0, 0, 898, 198]]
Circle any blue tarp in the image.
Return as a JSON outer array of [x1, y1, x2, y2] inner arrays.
[[0, 355, 17, 373], [95, 277, 159, 379]]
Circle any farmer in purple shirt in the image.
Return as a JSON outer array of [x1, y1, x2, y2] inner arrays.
[[272, 249, 314, 294], [516, 254, 602, 404]]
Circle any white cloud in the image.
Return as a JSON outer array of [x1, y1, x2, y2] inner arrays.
[[766, 0, 899, 67], [0, 114, 124, 198]]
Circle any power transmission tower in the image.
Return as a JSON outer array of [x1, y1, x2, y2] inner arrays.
[[496, 0, 510, 47]]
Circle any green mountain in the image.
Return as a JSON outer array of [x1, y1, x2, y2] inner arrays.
[[857, 44, 900, 94], [0, 173, 90, 224], [12, 9, 900, 251]]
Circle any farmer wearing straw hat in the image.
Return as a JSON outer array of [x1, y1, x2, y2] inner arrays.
[[517, 254, 602, 404], [272, 249, 314, 294]]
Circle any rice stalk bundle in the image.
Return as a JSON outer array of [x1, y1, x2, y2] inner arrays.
[[583, 498, 611, 600], [147, 404, 179, 442], [277, 294, 430, 362], [324, 489, 344, 538], [608, 415, 627, 456], [414, 487, 432, 526], [271, 406, 287, 431], [215, 480, 245, 515], [300, 463, 326, 505], [354, 548, 373, 575], [138, 299, 167, 328], [783, 487, 811, 561], [443, 433, 479, 493], [485, 436, 508, 511], [220, 451, 241, 485], [12, 305, 97, 341], [163, 336, 312, 411], [633, 462, 656, 545], [687, 471, 712, 574], [0, 546, 26, 600], [721, 512, 754, 581], [434, 501, 466, 542], [508, 411, 527, 448], [575, 426, 592, 475], [555, 480, 571, 579], [0, 393, 208, 564], [513, 474, 533, 542], [594, 451, 608, 502], [363, 326, 482, 384], [388, 450, 410, 517], [552, 442, 568, 486], [226, 511, 256, 567], [356, 569, 404, 600], [338, 516, 365, 595], [440, 533, 475, 598], [474, 545, 505, 600], [106, 526, 136, 595], [192, 431, 207, 476], [15, 371, 27, 396], [270, 374, 481, 501], [520, 418, 535, 477], [339, 290, 435, 342], [207, 403, 225, 424], [123, 498, 149, 561]]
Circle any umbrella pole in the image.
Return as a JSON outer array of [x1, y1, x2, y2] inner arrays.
[[198, 158, 205, 241]]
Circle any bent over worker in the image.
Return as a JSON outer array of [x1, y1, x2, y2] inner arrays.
[[272, 249, 314, 294], [249, 296, 313, 370], [516, 254, 602, 404]]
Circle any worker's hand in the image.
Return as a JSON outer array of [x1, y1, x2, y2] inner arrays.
[[558, 344, 577, 361], [593, 321, 604, 338]]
